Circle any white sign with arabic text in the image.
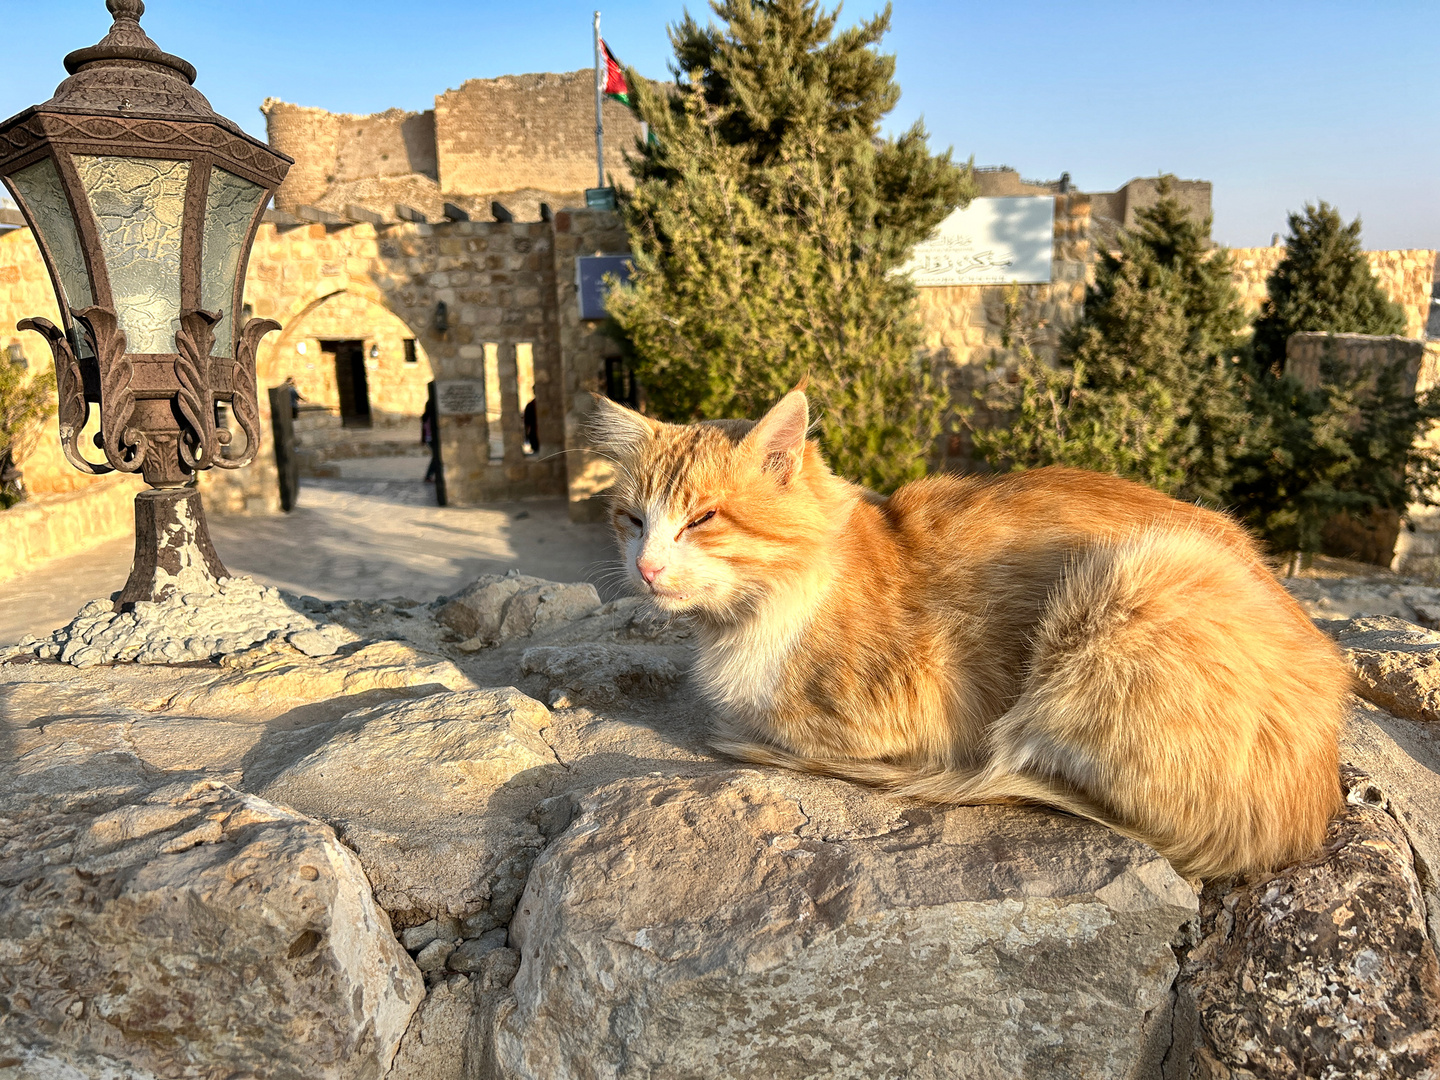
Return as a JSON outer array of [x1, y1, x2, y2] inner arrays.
[[902, 196, 1054, 286]]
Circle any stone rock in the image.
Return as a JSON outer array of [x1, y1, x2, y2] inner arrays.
[[436, 572, 600, 645], [0, 775, 424, 1079], [170, 639, 475, 720], [1325, 615, 1440, 723], [1343, 700, 1440, 953], [492, 771, 1199, 1080], [520, 643, 681, 706], [1181, 775, 1440, 1078], [260, 688, 562, 924], [401, 916, 460, 954], [473, 946, 521, 991], [287, 622, 353, 657], [1286, 577, 1440, 629], [415, 937, 456, 973], [387, 975, 473, 1080], [448, 928, 509, 972]]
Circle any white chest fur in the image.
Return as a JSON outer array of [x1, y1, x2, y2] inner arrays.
[[692, 589, 818, 722]]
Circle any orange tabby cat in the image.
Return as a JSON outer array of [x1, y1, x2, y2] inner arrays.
[[592, 389, 1349, 878]]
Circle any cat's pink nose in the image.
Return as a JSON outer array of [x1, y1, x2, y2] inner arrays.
[[637, 557, 664, 584]]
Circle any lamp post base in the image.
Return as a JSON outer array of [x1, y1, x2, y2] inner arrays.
[[114, 487, 230, 610]]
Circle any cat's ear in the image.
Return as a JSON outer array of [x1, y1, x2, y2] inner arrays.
[[744, 390, 809, 483], [588, 393, 656, 456]]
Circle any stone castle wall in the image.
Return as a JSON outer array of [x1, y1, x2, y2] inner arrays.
[[1229, 246, 1436, 337], [436, 73, 641, 198], [263, 71, 644, 223], [916, 192, 1094, 473], [242, 217, 570, 504]]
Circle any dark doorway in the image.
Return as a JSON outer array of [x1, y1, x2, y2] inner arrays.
[[605, 356, 639, 408], [323, 339, 371, 428]]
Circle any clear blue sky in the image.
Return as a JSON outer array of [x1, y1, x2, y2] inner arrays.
[[3, 0, 1435, 252]]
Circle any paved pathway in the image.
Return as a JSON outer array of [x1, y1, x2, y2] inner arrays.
[[0, 472, 621, 645]]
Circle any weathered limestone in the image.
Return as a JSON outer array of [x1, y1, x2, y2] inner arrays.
[[3, 572, 1440, 1079], [492, 771, 1200, 1080], [388, 975, 474, 1080], [168, 638, 474, 719], [0, 776, 424, 1079], [1182, 779, 1440, 1078], [520, 642, 680, 706], [436, 571, 602, 646], [1285, 576, 1440, 629], [260, 688, 562, 924], [1326, 615, 1440, 724], [1341, 699, 1440, 954]]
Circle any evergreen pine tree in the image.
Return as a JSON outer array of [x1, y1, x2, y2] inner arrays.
[[1233, 202, 1431, 560], [606, 0, 975, 492], [1229, 333, 1440, 559], [1250, 202, 1405, 373], [973, 180, 1253, 506]]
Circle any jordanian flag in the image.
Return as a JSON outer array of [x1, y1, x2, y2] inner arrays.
[[601, 40, 633, 108]]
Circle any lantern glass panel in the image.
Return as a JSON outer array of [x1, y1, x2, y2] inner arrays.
[[75, 155, 189, 354], [201, 166, 265, 357], [7, 156, 94, 311]]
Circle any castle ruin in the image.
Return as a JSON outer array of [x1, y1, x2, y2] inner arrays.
[[263, 70, 646, 225]]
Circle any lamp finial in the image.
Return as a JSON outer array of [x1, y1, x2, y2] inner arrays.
[[106, 0, 146, 22]]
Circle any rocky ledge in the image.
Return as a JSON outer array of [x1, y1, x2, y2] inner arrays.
[[1, 573, 1437, 1079]]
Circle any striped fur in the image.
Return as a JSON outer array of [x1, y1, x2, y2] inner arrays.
[[592, 391, 1348, 879]]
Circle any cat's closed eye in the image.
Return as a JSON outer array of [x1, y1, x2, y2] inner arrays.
[[626, 513, 643, 529], [687, 510, 716, 530]]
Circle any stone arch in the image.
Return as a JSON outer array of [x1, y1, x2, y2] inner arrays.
[[258, 285, 435, 424]]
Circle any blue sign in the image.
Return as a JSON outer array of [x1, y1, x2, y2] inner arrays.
[[576, 255, 633, 320]]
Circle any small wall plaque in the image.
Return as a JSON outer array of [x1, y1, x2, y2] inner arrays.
[[576, 255, 633, 320], [435, 379, 486, 416]]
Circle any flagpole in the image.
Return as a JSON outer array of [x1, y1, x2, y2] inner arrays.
[[593, 11, 605, 190]]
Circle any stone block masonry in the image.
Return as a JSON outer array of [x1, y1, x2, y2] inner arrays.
[[552, 209, 631, 521], [0, 475, 145, 585], [436, 72, 642, 198], [918, 191, 1093, 473], [1230, 246, 1437, 338], [239, 218, 571, 506], [264, 71, 645, 225]]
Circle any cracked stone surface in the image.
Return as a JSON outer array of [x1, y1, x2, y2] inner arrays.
[[1181, 773, 1440, 1079], [2, 572, 1438, 1079], [260, 689, 564, 926], [492, 771, 1199, 1080], [0, 774, 424, 1079]]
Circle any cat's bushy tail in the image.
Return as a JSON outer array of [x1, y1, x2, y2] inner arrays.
[[710, 733, 1141, 846]]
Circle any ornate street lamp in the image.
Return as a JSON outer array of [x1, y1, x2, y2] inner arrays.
[[0, 0, 291, 606]]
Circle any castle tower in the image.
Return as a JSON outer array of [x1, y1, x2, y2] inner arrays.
[[261, 98, 341, 213]]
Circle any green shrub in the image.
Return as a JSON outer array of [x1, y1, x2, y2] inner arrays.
[[0, 358, 55, 509]]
